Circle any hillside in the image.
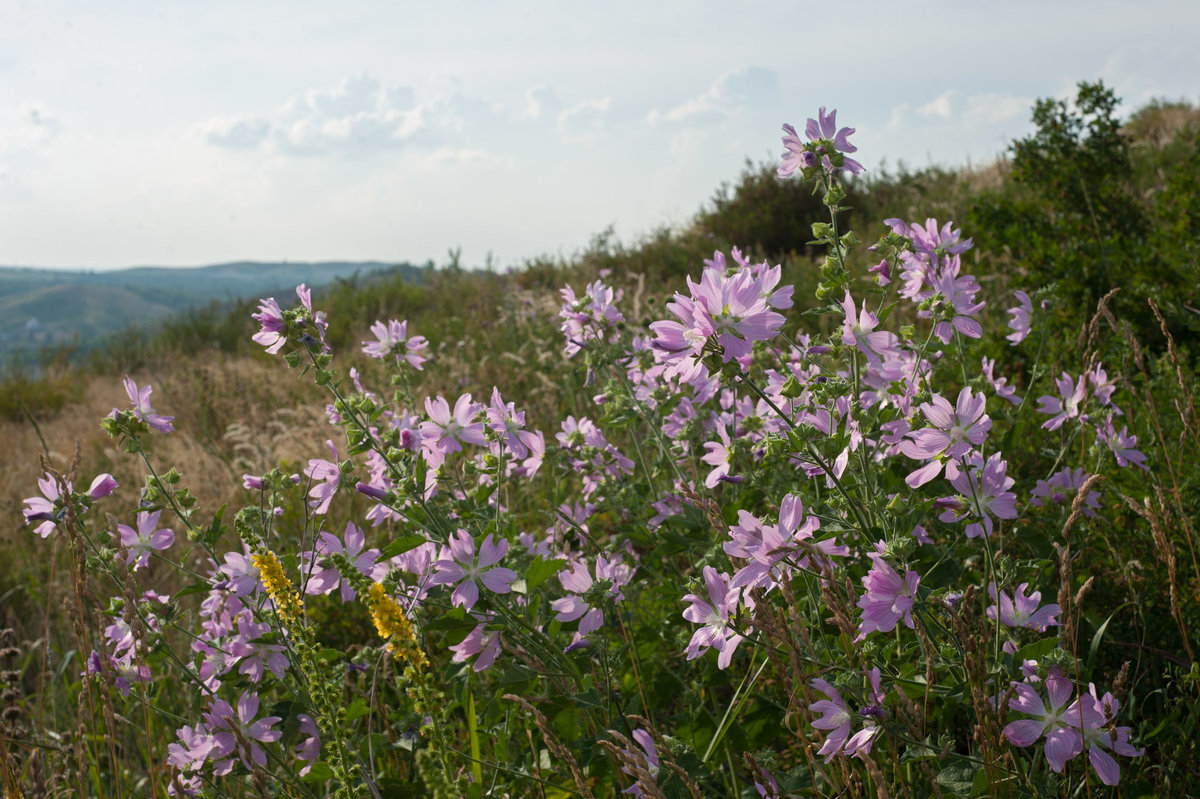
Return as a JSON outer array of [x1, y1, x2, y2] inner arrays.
[[0, 260, 425, 366]]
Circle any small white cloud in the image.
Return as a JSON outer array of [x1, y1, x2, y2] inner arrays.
[[649, 66, 779, 126], [519, 84, 560, 121], [202, 115, 270, 149], [962, 93, 1031, 127], [555, 97, 612, 135], [917, 91, 956, 120]]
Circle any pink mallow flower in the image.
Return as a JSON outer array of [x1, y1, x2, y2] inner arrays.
[[114, 510, 175, 570], [204, 691, 282, 775], [550, 555, 633, 647], [449, 614, 503, 672], [303, 522, 382, 602], [1078, 685, 1144, 785], [840, 291, 900, 364], [1003, 670, 1105, 774], [778, 107, 864, 178], [118, 376, 175, 433], [23, 472, 117, 538], [987, 583, 1060, 632], [855, 548, 919, 641], [937, 453, 1018, 539], [1007, 290, 1034, 345], [899, 387, 991, 488], [362, 319, 429, 369], [421, 393, 485, 467], [681, 566, 744, 670], [1031, 467, 1101, 516], [429, 530, 517, 612], [1036, 372, 1088, 431], [304, 440, 341, 515]]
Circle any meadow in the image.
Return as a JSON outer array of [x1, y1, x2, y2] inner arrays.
[[1, 82, 1197, 798]]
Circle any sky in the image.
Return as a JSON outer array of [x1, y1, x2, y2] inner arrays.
[[1, 0, 1197, 271]]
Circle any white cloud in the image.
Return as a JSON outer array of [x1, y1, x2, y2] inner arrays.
[[962, 93, 1031, 127], [555, 97, 612, 135], [916, 91, 956, 120], [649, 66, 779, 126]]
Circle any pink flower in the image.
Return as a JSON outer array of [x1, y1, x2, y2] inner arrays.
[[362, 319, 429, 369], [1036, 372, 1088, 431], [204, 691, 282, 774], [987, 583, 1060, 631], [840, 291, 900, 364], [430, 530, 517, 612], [304, 440, 340, 515], [421, 393, 485, 467], [251, 297, 286, 353], [449, 614, 503, 671], [303, 522, 383, 601], [119, 376, 175, 433], [778, 107, 864, 178], [550, 556, 632, 647], [1007, 290, 1034, 345], [1003, 670, 1104, 773], [114, 510, 175, 570], [855, 548, 919, 641], [899, 387, 991, 488], [681, 566, 744, 669]]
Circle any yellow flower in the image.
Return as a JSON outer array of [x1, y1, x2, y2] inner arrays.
[[367, 583, 426, 667], [252, 551, 304, 625]]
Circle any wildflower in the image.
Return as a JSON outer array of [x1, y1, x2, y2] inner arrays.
[[304, 440, 340, 515], [981, 356, 1020, 405], [899, 387, 991, 487], [117, 375, 175, 433], [227, 617, 289, 683], [1036, 372, 1088, 430], [619, 729, 660, 797], [1003, 669, 1104, 773], [778, 107, 864, 178], [559, 280, 625, 357], [449, 614, 503, 672], [926, 267, 986, 343], [252, 550, 304, 625], [204, 691, 283, 775], [304, 523, 383, 601], [681, 566, 744, 669], [421, 393, 485, 466], [1095, 418, 1148, 470], [1031, 467, 1101, 516], [366, 582, 425, 666], [1007, 290, 1034, 345], [987, 583, 1060, 631], [251, 297, 286, 353], [550, 555, 633, 647], [217, 546, 262, 597], [362, 319, 429, 369], [1078, 685, 1144, 785], [293, 714, 321, 777], [114, 510, 175, 570], [937, 453, 1018, 539], [167, 723, 217, 772], [856, 548, 919, 641], [429, 530, 517, 612], [808, 678, 852, 762], [840, 291, 900, 364], [23, 472, 116, 537], [486, 386, 541, 460]]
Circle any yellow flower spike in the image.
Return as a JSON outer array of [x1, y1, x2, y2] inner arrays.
[[252, 551, 304, 626], [367, 582, 425, 666]]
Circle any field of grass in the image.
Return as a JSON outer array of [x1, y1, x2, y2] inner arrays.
[[1, 86, 1197, 797]]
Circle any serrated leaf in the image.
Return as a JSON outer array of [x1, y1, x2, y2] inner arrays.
[[380, 534, 428, 559]]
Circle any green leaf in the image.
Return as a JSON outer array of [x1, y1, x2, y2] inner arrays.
[[345, 697, 370, 722], [380, 534, 428, 560], [1016, 637, 1061, 663], [935, 760, 979, 797], [526, 555, 565, 592], [301, 761, 335, 782]]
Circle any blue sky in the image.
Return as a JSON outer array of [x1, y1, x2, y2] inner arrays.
[[1, 0, 1197, 270]]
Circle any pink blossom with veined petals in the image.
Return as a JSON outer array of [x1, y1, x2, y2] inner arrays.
[[303, 522, 383, 602], [251, 297, 286, 353], [840, 291, 900, 364], [1007, 290, 1034, 345], [361, 319, 429, 369], [1031, 467, 1101, 516], [118, 375, 175, 433], [1096, 418, 1148, 470], [681, 566, 744, 669], [204, 691, 282, 775], [899, 387, 991, 488], [421, 393, 485, 467], [114, 510, 175, 570], [938, 453, 1018, 539], [778, 107, 864, 178], [486, 386, 541, 460], [23, 472, 117, 538], [429, 530, 517, 612], [987, 583, 1061, 631], [550, 555, 633, 647], [1078, 685, 1144, 785], [1003, 670, 1105, 773], [449, 614, 503, 671], [808, 678, 853, 762], [304, 440, 340, 515], [1036, 372, 1088, 431], [855, 548, 919, 641]]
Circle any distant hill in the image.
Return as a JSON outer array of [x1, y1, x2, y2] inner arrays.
[[0, 260, 423, 367]]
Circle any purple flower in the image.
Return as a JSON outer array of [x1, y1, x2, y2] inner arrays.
[[1078, 685, 1144, 785], [778, 107, 864, 178], [294, 714, 321, 776], [251, 297, 286, 353], [421, 393, 485, 467], [114, 510, 175, 570], [619, 729, 660, 797], [486, 386, 540, 460], [856, 548, 919, 641], [1007, 290, 1034, 345], [1003, 670, 1104, 773], [303, 522, 383, 601], [88, 473, 118, 499], [938, 453, 1018, 539], [1036, 372, 1088, 431], [1031, 467, 1101, 516], [987, 583, 1060, 631], [840, 291, 900, 364], [1096, 418, 1148, 470], [118, 376, 175, 433], [362, 319, 429, 369], [449, 614, 503, 671], [559, 280, 625, 357], [809, 678, 854, 762], [23, 473, 69, 538], [550, 555, 632, 646], [304, 440, 340, 515], [227, 617, 289, 683], [981, 356, 1020, 405], [167, 723, 217, 772], [429, 530, 517, 612], [204, 691, 282, 774], [681, 566, 744, 669], [899, 387, 991, 488]]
